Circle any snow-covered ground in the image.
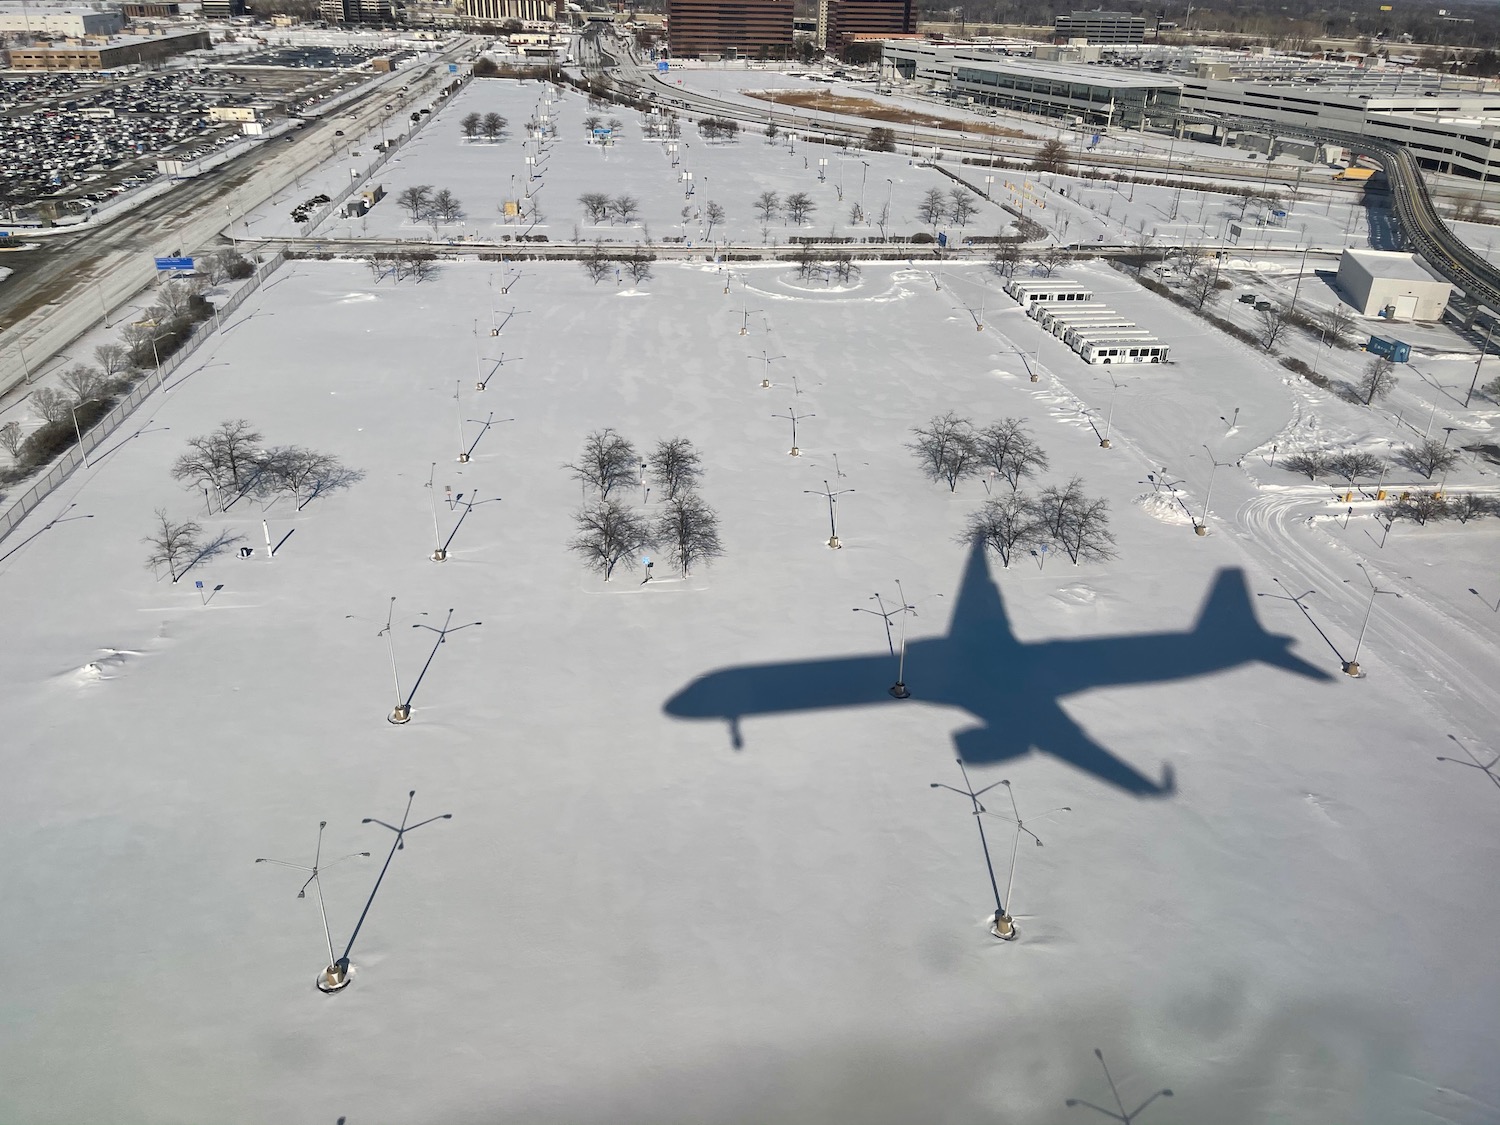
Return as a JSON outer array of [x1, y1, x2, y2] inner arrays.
[[2, 250, 1497, 1124]]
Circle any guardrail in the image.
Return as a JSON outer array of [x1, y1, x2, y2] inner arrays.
[[0, 252, 286, 545]]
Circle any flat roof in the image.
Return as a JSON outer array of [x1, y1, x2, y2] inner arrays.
[[890, 44, 1181, 89], [1341, 249, 1448, 285]]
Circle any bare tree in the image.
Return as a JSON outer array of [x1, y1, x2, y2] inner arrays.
[[211, 248, 253, 281], [253, 446, 361, 509], [60, 363, 108, 405], [1034, 245, 1068, 278], [625, 256, 653, 284], [481, 112, 507, 140], [579, 192, 612, 223], [1358, 357, 1399, 405], [610, 194, 640, 224], [1451, 493, 1498, 523], [0, 420, 22, 460], [704, 201, 725, 239], [754, 190, 780, 224], [396, 184, 434, 222], [1320, 303, 1354, 343], [1259, 304, 1288, 351], [1131, 228, 1156, 275], [1055, 495, 1117, 564], [649, 436, 702, 499], [1382, 490, 1449, 526], [172, 419, 263, 493], [1328, 449, 1385, 487], [949, 187, 979, 227], [1282, 451, 1330, 479], [977, 418, 1049, 490], [909, 412, 979, 491], [570, 499, 653, 581], [30, 387, 73, 424], [962, 493, 1042, 567], [581, 243, 613, 284], [582, 114, 603, 134], [875, 202, 891, 241], [461, 111, 482, 139], [916, 188, 948, 230], [655, 491, 723, 576], [1036, 476, 1087, 540], [567, 428, 638, 499], [142, 508, 202, 583], [1185, 267, 1220, 310], [1031, 138, 1070, 174], [403, 253, 438, 284], [1395, 438, 1460, 479], [431, 189, 464, 224], [989, 241, 1021, 280], [93, 343, 130, 379], [785, 192, 816, 225], [832, 256, 859, 284]]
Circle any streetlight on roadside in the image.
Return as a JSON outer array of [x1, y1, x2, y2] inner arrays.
[[1341, 563, 1405, 677]]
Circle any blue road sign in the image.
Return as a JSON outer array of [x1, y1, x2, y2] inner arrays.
[[195, 580, 204, 589], [449, 63, 458, 73], [657, 61, 669, 72], [154, 256, 194, 271], [1091, 133, 1101, 147]]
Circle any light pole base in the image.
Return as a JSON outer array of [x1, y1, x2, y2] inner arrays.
[[1099, 438, 1111, 448], [740, 327, 748, 336], [1342, 660, 1361, 677], [476, 382, 485, 391], [457, 452, 469, 463], [761, 379, 771, 388], [789, 446, 801, 457], [1029, 373, 1039, 383], [827, 536, 841, 549], [1194, 524, 1207, 536], [317, 960, 352, 992], [889, 681, 911, 699], [431, 547, 448, 562], [990, 912, 1018, 941], [389, 703, 412, 724]]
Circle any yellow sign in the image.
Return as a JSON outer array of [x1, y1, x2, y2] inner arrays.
[[1379, 5, 1391, 10]]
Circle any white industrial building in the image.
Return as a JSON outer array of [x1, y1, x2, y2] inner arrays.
[[0, 3, 123, 36], [1336, 250, 1452, 322]]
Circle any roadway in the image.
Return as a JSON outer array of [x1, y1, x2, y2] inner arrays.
[[0, 36, 475, 399]]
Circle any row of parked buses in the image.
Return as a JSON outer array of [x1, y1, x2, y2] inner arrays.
[[1002, 279, 1169, 365]]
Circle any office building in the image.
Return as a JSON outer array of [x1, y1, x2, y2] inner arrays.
[[881, 43, 1181, 129], [824, 0, 912, 57], [665, 0, 793, 59], [1052, 10, 1146, 45], [6, 27, 208, 68], [199, 0, 246, 17], [460, 0, 561, 19], [0, 6, 123, 37]]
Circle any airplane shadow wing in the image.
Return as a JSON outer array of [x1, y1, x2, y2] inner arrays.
[[955, 700, 1175, 798]]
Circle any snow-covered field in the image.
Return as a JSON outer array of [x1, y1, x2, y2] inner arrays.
[[2, 245, 1498, 1124]]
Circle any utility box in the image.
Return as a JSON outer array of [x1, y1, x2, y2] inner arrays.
[[1366, 335, 1411, 363]]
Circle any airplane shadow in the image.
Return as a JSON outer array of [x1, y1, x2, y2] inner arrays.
[[663, 539, 1333, 798]]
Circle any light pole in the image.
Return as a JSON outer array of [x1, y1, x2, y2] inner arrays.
[[255, 822, 370, 994], [773, 406, 814, 456], [803, 479, 854, 548], [1342, 563, 1403, 677], [1465, 321, 1493, 408], [70, 403, 88, 468], [930, 760, 1017, 940], [427, 463, 447, 562], [454, 380, 469, 462], [1195, 444, 1228, 536]]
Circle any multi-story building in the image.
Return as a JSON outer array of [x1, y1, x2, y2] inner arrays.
[[881, 43, 1181, 129], [665, 0, 793, 59], [824, 0, 912, 58], [1052, 10, 1146, 45], [0, 6, 123, 37], [460, 0, 560, 20], [5, 27, 209, 67], [321, 0, 393, 22], [121, 3, 183, 17], [199, 0, 247, 17]]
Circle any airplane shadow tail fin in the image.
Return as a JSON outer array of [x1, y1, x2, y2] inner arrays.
[[1195, 569, 1333, 682]]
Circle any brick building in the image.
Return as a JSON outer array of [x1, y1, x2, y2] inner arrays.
[[665, 0, 793, 58]]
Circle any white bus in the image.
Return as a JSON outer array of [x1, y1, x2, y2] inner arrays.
[[1078, 337, 1169, 364], [1006, 279, 1094, 306], [1026, 298, 1099, 322], [1047, 311, 1129, 337], [1063, 321, 1142, 347], [1038, 306, 1118, 333]]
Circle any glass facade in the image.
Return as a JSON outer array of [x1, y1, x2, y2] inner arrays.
[[950, 64, 1180, 128]]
